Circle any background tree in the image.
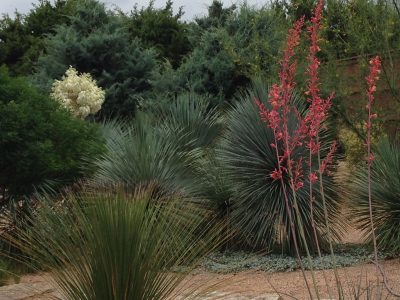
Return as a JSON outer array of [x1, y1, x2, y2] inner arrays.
[[176, 29, 243, 106], [33, 0, 159, 119], [0, 0, 80, 76], [195, 0, 237, 30], [124, 0, 191, 68]]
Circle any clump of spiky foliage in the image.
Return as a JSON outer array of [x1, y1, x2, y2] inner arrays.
[[92, 114, 193, 195], [4, 184, 224, 300], [349, 138, 400, 253], [156, 93, 222, 152], [93, 93, 222, 198], [217, 81, 343, 253]]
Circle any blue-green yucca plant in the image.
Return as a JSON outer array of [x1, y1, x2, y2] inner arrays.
[[94, 93, 222, 198], [93, 114, 194, 195], [3, 184, 224, 300], [217, 80, 344, 254], [350, 138, 400, 253], [156, 92, 222, 153]]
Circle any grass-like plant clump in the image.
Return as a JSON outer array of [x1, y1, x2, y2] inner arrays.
[[4, 184, 225, 300]]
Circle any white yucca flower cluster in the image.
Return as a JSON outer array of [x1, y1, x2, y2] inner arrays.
[[51, 66, 105, 119]]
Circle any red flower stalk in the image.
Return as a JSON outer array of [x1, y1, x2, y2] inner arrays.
[[256, 17, 305, 181], [255, 3, 344, 295], [365, 56, 381, 280], [255, 17, 319, 297], [365, 56, 381, 165], [319, 140, 337, 175], [256, 0, 337, 187], [293, 157, 304, 190], [255, 1, 343, 296], [280, 17, 305, 100], [309, 172, 318, 183], [306, 0, 323, 101], [365, 55, 400, 298], [304, 0, 334, 156]]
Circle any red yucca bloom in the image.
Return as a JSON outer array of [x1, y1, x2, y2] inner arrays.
[[319, 140, 337, 175], [365, 56, 382, 162], [304, 0, 335, 158], [255, 17, 305, 190], [256, 0, 336, 190], [365, 55, 382, 285]]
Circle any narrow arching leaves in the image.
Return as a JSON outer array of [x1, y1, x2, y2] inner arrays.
[[217, 81, 344, 253], [349, 138, 400, 253], [4, 184, 225, 300]]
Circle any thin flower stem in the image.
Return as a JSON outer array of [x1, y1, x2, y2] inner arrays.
[[272, 135, 314, 299], [365, 56, 381, 283], [309, 150, 321, 257], [316, 135, 342, 298], [367, 96, 380, 277], [371, 260, 400, 297], [309, 148, 333, 300], [284, 132, 320, 300]]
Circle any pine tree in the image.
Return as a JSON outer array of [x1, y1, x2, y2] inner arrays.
[[34, 0, 158, 119]]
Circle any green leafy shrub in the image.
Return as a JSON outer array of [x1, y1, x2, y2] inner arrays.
[[33, 0, 158, 119], [338, 126, 365, 166], [217, 82, 344, 253], [176, 29, 242, 106], [349, 138, 400, 253], [125, 0, 191, 68], [0, 0, 80, 76], [221, 3, 287, 80], [0, 67, 104, 201], [166, 2, 286, 107], [194, 0, 237, 30]]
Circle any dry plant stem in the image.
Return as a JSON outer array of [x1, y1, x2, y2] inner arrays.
[[272, 135, 314, 299], [367, 98, 380, 282], [309, 149, 333, 300], [284, 131, 320, 300], [316, 135, 342, 297], [364, 56, 400, 297], [371, 260, 400, 297]]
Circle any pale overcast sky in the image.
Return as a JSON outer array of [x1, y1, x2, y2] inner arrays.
[[0, 0, 267, 20]]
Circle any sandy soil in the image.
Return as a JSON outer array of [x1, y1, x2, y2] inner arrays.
[[16, 259, 400, 299], [176, 258, 400, 299], [174, 207, 400, 299]]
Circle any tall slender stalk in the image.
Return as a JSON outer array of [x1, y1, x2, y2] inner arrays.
[[316, 137, 342, 297], [365, 56, 381, 278], [364, 56, 400, 298], [272, 135, 314, 299], [284, 131, 321, 299], [256, 1, 343, 298], [303, 0, 340, 296], [309, 148, 333, 300]]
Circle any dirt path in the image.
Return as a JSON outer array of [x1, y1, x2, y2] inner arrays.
[[11, 258, 400, 299], [177, 258, 400, 299]]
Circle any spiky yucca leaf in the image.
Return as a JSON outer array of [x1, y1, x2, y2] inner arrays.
[[217, 82, 343, 253], [93, 94, 223, 198], [5, 184, 224, 300], [349, 138, 400, 252], [157, 92, 223, 152], [93, 114, 195, 196]]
